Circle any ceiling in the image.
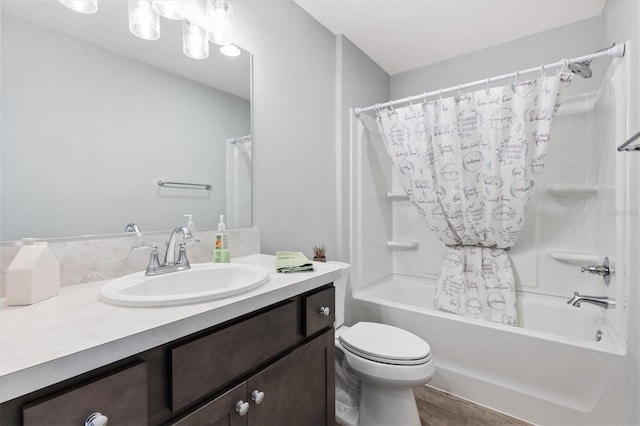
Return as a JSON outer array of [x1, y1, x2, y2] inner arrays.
[[294, 0, 607, 75]]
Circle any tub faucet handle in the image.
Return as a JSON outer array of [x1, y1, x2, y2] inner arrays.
[[580, 257, 612, 285]]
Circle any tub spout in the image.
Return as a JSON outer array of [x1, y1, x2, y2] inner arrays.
[[567, 291, 615, 309]]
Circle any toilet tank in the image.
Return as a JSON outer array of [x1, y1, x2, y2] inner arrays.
[[327, 261, 351, 328]]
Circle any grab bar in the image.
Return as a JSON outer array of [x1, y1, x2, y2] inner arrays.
[[157, 180, 212, 190]]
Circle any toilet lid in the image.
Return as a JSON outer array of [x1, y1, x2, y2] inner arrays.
[[338, 322, 431, 366]]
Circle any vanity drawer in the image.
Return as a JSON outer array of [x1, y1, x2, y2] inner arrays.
[[23, 361, 147, 426], [304, 286, 335, 337], [171, 300, 299, 412]]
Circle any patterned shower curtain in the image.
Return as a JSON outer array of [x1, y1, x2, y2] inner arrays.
[[376, 73, 573, 324]]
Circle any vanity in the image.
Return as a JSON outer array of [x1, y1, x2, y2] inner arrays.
[[0, 255, 341, 426]]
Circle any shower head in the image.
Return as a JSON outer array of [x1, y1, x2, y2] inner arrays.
[[568, 60, 593, 78], [568, 43, 618, 79]]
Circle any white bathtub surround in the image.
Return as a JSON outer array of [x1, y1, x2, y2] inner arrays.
[[376, 74, 573, 324], [0, 227, 261, 296]]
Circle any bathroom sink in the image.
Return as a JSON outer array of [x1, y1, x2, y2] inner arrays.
[[99, 263, 270, 307]]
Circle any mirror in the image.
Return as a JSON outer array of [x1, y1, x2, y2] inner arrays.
[[1, 0, 252, 242]]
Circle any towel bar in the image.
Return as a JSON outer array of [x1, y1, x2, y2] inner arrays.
[[157, 180, 212, 190]]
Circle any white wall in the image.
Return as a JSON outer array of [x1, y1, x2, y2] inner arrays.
[[1, 13, 250, 240], [602, 1, 640, 424]]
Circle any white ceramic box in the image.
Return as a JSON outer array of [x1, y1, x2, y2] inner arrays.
[[6, 243, 60, 305]]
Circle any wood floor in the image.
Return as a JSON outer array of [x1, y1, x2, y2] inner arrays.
[[414, 385, 533, 426]]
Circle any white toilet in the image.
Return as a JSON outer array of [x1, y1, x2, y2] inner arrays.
[[330, 261, 435, 426]]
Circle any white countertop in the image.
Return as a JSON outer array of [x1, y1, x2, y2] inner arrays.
[[0, 254, 342, 403]]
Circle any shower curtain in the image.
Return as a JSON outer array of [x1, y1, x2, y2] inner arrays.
[[377, 73, 572, 324]]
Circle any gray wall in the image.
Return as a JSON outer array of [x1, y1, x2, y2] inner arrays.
[[336, 35, 390, 261], [1, 13, 250, 240], [391, 16, 604, 100], [232, 1, 337, 258]]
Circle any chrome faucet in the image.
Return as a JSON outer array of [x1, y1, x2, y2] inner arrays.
[[124, 223, 140, 233], [567, 291, 616, 309], [133, 226, 198, 276], [164, 226, 193, 266]]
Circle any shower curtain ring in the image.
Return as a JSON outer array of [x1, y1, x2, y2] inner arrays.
[[458, 84, 462, 96], [539, 64, 545, 78], [559, 59, 570, 74], [439, 89, 443, 100], [485, 77, 490, 93], [514, 70, 519, 84]]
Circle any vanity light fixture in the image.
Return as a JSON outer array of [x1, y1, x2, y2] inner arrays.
[[220, 44, 241, 57], [128, 0, 160, 41], [183, 20, 209, 60], [152, 0, 185, 20], [59, 0, 97, 14], [207, 0, 233, 46], [59, 0, 240, 61]]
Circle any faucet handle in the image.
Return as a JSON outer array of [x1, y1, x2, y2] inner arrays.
[[132, 244, 157, 251], [132, 245, 162, 274], [177, 240, 200, 266]]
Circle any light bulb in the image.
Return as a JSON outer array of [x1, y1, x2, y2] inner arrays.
[[152, 0, 185, 20], [207, 0, 233, 45], [183, 20, 209, 60], [220, 44, 241, 57], [59, 0, 97, 14], [129, 0, 160, 40]]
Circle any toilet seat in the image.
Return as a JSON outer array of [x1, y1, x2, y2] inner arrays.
[[338, 322, 431, 366]]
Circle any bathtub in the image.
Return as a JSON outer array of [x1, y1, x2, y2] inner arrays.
[[350, 274, 629, 426]]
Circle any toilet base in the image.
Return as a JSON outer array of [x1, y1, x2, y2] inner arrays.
[[358, 383, 421, 426]]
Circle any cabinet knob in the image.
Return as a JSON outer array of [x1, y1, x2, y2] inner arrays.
[[85, 412, 108, 426], [251, 389, 265, 405], [235, 400, 250, 416], [319, 306, 330, 316]]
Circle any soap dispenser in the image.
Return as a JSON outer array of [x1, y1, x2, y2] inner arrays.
[[213, 215, 230, 263], [184, 214, 195, 230]]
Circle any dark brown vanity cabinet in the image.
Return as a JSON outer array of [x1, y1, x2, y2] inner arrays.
[[1, 284, 336, 426], [172, 330, 334, 426]]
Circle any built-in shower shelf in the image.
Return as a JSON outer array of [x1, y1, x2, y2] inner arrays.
[[546, 185, 599, 197], [386, 192, 409, 201], [556, 91, 598, 117], [546, 250, 599, 265], [387, 241, 420, 250]]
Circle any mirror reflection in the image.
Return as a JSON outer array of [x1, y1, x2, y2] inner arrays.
[[1, 0, 252, 242]]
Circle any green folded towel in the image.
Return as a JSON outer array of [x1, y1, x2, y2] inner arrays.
[[276, 251, 315, 273]]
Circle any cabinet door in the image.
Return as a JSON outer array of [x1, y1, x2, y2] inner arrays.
[[246, 329, 335, 426], [171, 383, 248, 426]]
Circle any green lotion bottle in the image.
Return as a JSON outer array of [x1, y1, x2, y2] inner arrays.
[[213, 215, 230, 263]]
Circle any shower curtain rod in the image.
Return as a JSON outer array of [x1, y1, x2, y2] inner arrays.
[[353, 43, 625, 117]]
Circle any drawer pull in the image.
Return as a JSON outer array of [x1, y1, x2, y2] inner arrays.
[[85, 412, 109, 426], [251, 389, 265, 405], [235, 400, 250, 416], [319, 306, 331, 316]]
